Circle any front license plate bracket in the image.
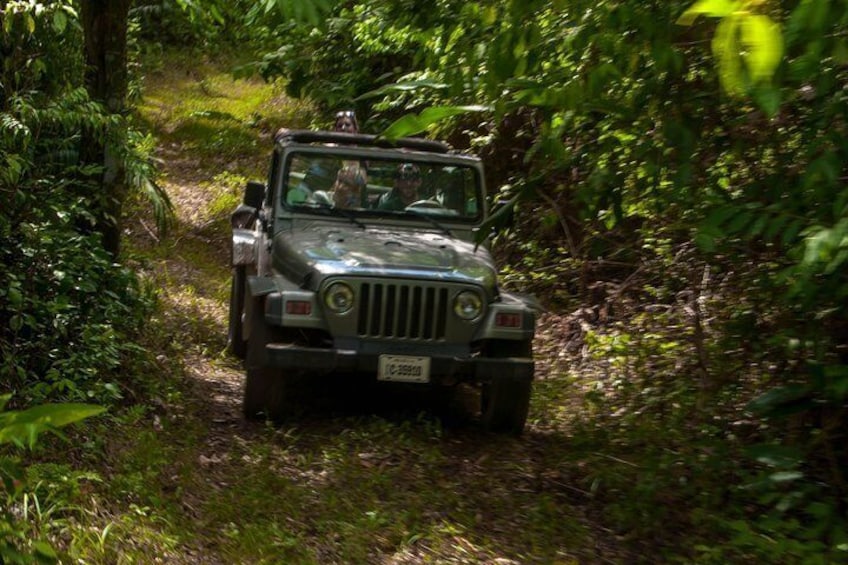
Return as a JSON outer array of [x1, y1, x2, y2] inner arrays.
[[378, 355, 431, 383]]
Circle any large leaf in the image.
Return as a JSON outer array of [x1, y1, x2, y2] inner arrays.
[[0, 403, 106, 448], [355, 80, 450, 101], [745, 444, 804, 469], [746, 385, 813, 418], [740, 14, 783, 82], [380, 106, 490, 140], [712, 15, 745, 93], [677, 0, 737, 26]]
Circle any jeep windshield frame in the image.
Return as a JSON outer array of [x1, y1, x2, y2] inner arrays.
[[275, 146, 486, 227]]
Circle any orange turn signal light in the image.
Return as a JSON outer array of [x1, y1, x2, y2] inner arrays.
[[495, 312, 521, 328], [286, 300, 312, 315]]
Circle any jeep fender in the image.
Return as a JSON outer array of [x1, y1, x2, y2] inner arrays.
[[244, 276, 327, 341], [474, 291, 540, 342], [232, 228, 256, 266], [242, 276, 277, 342]]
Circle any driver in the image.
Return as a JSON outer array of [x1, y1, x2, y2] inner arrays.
[[377, 163, 421, 211]]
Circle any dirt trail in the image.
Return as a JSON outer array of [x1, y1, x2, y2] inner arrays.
[[124, 71, 629, 562]]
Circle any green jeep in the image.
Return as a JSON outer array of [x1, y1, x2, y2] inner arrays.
[[228, 129, 537, 434]]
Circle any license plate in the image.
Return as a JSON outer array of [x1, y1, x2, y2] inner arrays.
[[378, 355, 431, 383]]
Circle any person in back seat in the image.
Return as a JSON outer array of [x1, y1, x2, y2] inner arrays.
[[334, 110, 359, 133], [331, 165, 367, 209]]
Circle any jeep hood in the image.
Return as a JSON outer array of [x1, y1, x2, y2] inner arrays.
[[272, 225, 497, 290]]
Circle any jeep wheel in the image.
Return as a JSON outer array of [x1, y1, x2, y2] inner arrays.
[[481, 340, 533, 435], [227, 265, 247, 359], [242, 296, 288, 421]]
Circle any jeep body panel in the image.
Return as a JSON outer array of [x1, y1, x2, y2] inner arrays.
[[270, 222, 498, 290]]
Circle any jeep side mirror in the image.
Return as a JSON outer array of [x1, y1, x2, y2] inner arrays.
[[231, 181, 266, 229], [244, 180, 265, 209]]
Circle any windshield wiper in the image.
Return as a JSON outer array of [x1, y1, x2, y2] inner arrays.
[[301, 202, 367, 230], [404, 209, 453, 237]]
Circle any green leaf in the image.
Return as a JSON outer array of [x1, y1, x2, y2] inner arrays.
[[355, 80, 449, 101], [747, 385, 814, 418], [677, 0, 737, 26], [713, 16, 745, 94], [825, 364, 848, 400], [52, 9, 68, 34], [0, 455, 25, 486], [727, 210, 753, 234], [745, 444, 803, 468], [588, 63, 622, 97], [802, 226, 830, 265], [740, 14, 784, 82], [769, 471, 804, 483], [703, 205, 739, 229], [381, 106, 490, 140], [262, 0, 336, 27], [763, 214, 790, 241], [476, 191, 522, 245], [32, 540, 58, 560], [834, 39, 848, 65], [785, 0, 814, 47], [208, 5, 225, 25], [695, 231, 717, 252], [781, 219, 805, 247], [0, 404, 105, 447], [753, 85, 781, 117]]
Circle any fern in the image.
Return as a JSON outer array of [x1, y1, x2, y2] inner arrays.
[[123, 129, 174, 236]]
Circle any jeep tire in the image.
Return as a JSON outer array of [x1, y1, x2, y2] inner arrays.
[[481, 340, 533, 435], [227, 265, 247, 359], [242, 295, 288, 421]]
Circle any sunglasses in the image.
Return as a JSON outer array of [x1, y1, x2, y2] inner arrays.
[[397, 164, 420, 180]]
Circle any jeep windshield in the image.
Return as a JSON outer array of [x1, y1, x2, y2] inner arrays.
[[280, 150, 483, 223]]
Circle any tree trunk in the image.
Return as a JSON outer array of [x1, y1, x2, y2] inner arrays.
[[80, 0, 132, 257]]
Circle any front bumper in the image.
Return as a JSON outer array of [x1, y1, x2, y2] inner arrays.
[[264, 344, 534, 384]]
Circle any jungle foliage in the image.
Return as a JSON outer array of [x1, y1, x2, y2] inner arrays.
[[2, 0, 848, 561], [1, 3, 161, 560], [227, 0, 848, 559], [1, 1, 158, 406]]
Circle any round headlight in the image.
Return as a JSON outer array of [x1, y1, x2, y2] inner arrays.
[[454, 290, 483, 320], [324, 282, 355, 313]]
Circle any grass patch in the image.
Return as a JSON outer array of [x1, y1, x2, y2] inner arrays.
[[137, 49, 315, 166]]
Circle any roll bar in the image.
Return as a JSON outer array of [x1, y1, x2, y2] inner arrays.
[[273, 128, 451, 154]]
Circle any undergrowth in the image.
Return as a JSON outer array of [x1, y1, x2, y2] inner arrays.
[[6, 33, 843, 563]]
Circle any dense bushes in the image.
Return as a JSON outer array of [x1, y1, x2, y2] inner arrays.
[[1, 4, 158, 559], [0, 192, 154, 405], [1, 2, 157, 407]]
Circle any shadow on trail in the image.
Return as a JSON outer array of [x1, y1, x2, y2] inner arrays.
[[187, 363, 622, 563], [283, 372, 481, 429], [142, 212, 628, 562]]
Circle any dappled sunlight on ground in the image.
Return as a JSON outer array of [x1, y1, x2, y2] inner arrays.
[[97, 53, 637, 564]]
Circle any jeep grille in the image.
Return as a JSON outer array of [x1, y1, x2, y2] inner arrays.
[[357, 283, 449, 341]]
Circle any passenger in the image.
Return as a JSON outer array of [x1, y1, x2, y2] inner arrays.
[[332, 166, 366, 209], [333, 110, 359, 133], [439, 172, 466, 214], [333, 110, 369, 204], [376, 163, 422, 211], [287, 162, 334, 205]]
